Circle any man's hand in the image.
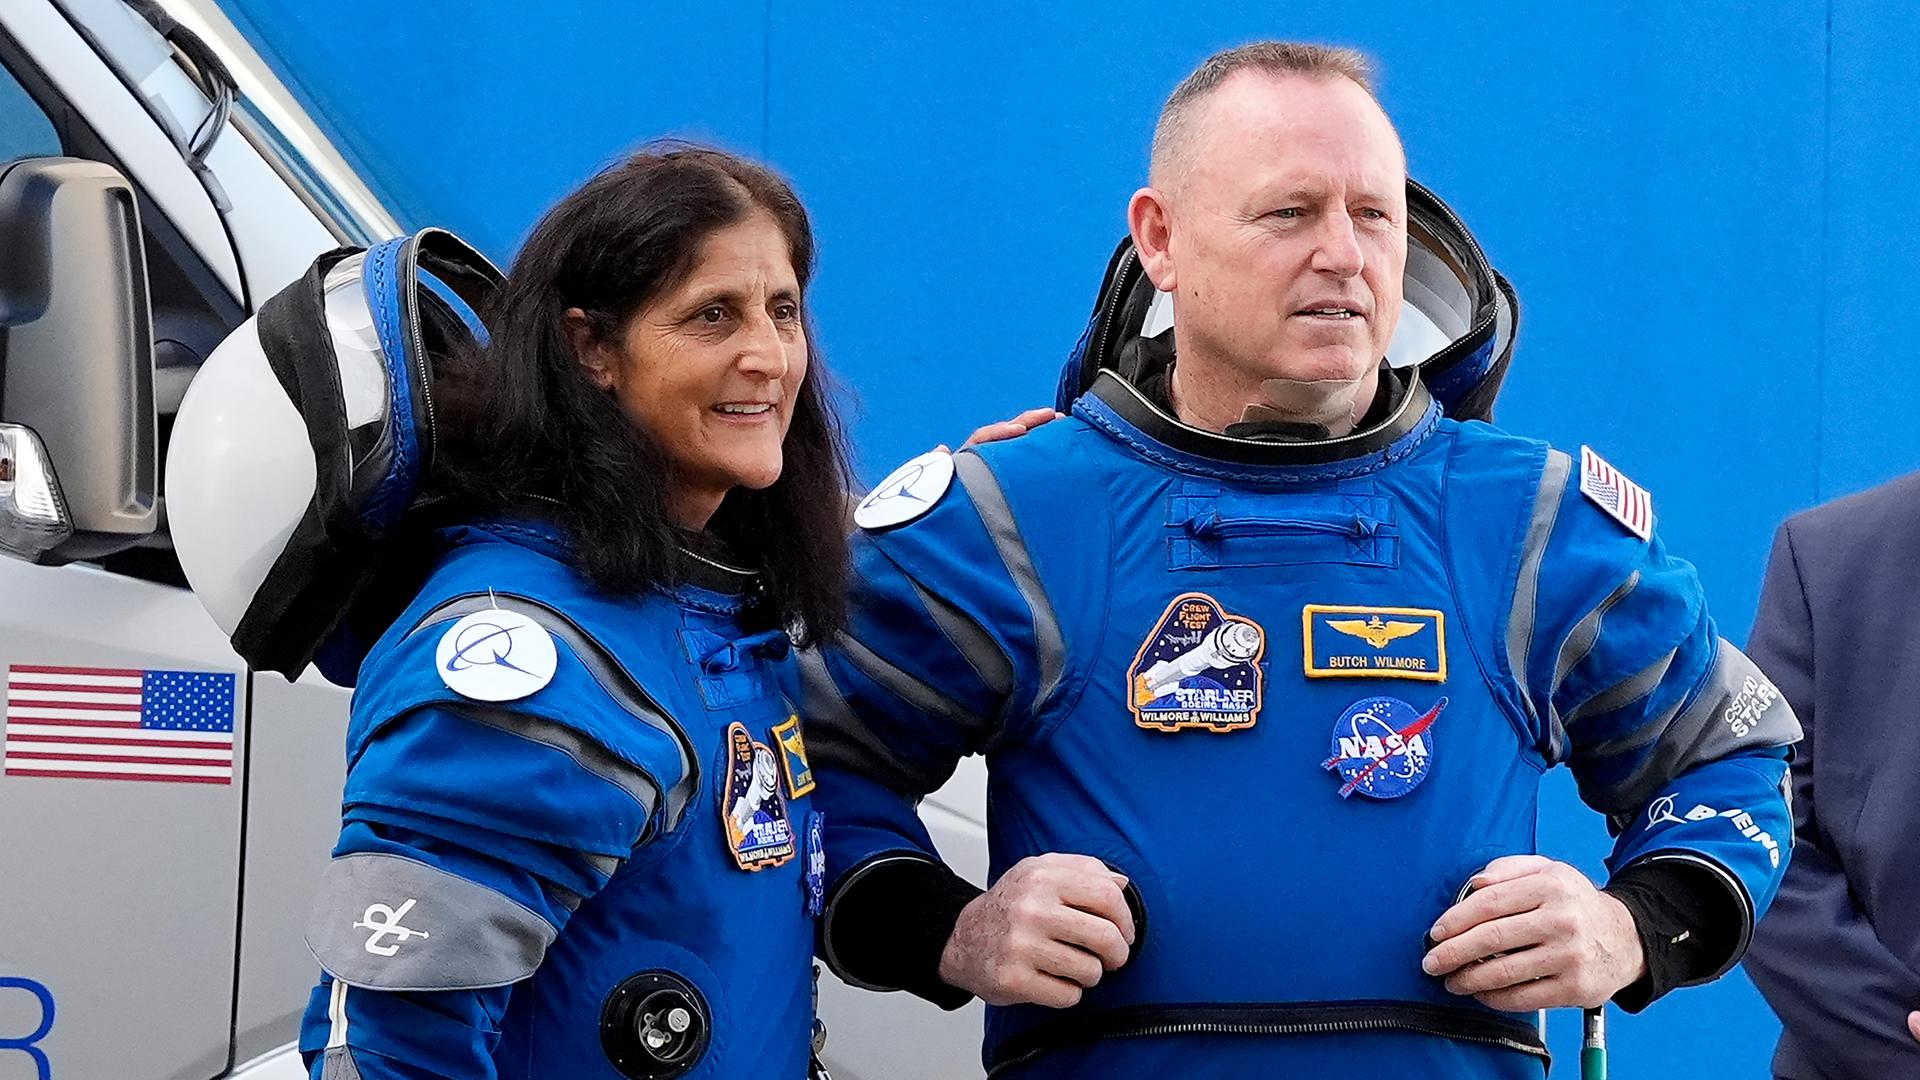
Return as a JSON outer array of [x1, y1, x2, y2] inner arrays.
[[937, 853, 1134, 1008], [1422, 855, 1647, 1011], [960, 408, 1064, 448], [1907, 1010, 1920, 1043]]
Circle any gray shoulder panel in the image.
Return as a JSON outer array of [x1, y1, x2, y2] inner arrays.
[[319, 1048, 363, 1080], [306, 852, 557, 991], [836, 631, 995, 740], [411, 592, 699, 832], [953, 450, 1067, 713], [1597, 640, 1800, 813], [797, 648, 954, 795], [444, 701, 659, 845], [909, 577, 1016, 700], [1539, 570, 1644, 761], [1564, 647, 1678, 735], [1554, 571, 1642, 692], [1505, 448, 1574, 736]]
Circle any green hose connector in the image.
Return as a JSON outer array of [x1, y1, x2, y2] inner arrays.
[[1582, 1006, 1608, 1080]]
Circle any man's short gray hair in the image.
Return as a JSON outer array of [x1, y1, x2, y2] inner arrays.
[[1150, 41, 1379, 189]]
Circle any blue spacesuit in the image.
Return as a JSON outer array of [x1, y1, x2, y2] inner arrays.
[[299, 521, 821, 1079], [803, 362, 1800, 1077]]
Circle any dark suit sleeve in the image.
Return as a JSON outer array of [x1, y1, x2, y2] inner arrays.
[[1743, 521, 1920, 1072]]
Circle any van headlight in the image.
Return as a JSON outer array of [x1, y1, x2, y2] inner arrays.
[[0, 423, 73, 561]]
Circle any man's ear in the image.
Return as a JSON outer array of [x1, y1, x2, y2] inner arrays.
[[1128, 186, 1177, 293], [564, 307, 615, 390]]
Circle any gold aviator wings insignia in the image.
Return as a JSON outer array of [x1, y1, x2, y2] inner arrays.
[[1325, 617, 1428, 650]]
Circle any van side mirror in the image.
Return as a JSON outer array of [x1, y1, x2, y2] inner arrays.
[[0, 157, 156, 564]]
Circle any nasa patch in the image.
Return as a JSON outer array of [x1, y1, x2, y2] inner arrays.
[[435, 607, 558, 702], [803, 810, 826, 917], [1128, 593, 1266, 733], [854, 449, 955, 530], [722, 722, 796, 871], [1321, 695, 1445, 799]]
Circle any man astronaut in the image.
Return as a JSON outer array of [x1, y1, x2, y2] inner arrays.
[[801, 41, 1799, 1077]]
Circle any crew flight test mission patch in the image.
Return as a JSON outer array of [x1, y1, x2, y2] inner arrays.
[[1128, 593, 1266, 733]]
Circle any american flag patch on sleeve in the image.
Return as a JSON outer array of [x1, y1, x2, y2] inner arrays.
[[1579, 446, 1653, 541]]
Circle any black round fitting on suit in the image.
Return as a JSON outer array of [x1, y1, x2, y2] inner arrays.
[[1101, 862, 1149, 954], [600, 970, 711, 1080], [1121, 879, 1149, 952]]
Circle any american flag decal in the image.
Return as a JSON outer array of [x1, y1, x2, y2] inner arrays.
[[1579, 446, 1653, 541], [5, 665, 237, 785]]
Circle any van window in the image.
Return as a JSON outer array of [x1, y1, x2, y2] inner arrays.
[[0, 42, 241, 585], [0, 57, 60, 160]]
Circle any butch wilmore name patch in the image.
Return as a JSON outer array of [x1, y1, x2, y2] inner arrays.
[[1302, 605, 1446, 682]]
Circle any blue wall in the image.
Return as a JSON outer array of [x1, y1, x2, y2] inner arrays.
[[216, 2, 1920, 1072]]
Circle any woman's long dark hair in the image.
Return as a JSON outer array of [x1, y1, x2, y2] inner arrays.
[[430, 146, 852, 643]]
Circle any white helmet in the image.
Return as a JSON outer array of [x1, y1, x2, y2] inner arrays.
[[167, 229, 500, 683]]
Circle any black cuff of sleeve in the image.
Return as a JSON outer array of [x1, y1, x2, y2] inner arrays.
[[823, 856, 983, 1010], [1603, 860, 1745, 1012]]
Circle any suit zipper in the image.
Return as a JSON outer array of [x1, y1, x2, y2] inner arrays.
[[1089, 245, 1139, 374], [987, 1011, 1548, 1076], [403, 243, 438, 468]]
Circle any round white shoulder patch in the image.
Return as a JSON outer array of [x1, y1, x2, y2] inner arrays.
[[854, 449, 955, 530], [435, 607, 558, 702]]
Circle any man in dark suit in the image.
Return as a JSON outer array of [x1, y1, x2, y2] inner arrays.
[[1745, 469, 1920, 1077]]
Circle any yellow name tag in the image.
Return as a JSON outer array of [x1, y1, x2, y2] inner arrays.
[[1302, 605, 1447, 682]]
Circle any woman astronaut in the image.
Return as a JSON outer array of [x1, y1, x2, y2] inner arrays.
[[170, 147, 853, 1079]]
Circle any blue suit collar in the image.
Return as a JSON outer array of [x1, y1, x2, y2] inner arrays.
[[1074, 369, 1441, 484]]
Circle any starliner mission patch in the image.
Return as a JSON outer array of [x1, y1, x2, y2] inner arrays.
[[1128, 593, 1266, 733], [722, 722, 795, 871]]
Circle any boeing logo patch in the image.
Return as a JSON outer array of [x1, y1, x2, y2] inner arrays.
[[1645, 794, 1782, 868], [1303, 605, 1446, 682], [435, 607, 558, 702], [1322, 695, 1444, 799], [1128, 593, 1266, 733], [854, 450, 954, 530]]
